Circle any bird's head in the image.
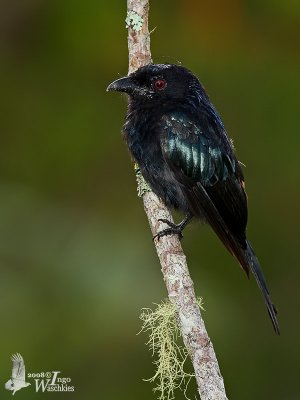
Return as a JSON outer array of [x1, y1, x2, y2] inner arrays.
[[107, 64, 207, 105], [5, 379, 13, 390]]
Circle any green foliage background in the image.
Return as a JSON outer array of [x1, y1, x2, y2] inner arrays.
[[0, 0, 299, 398]]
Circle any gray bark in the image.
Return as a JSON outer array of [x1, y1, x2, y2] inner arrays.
[[126, 1, 229, 398]]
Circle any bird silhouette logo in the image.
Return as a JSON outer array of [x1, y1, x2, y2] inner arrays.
[[5, 353, 31, 395]]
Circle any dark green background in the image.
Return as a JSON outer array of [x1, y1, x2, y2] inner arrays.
[[0, 0, 299, 398]]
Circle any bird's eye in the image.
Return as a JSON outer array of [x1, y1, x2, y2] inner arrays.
[[153, 79, 167, 91]]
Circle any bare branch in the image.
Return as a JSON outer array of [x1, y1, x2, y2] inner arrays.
[[127, 0, 152, 73], [126, 1, 229, 399]]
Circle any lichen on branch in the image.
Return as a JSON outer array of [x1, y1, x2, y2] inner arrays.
[[139, 299, 204, 400], [126, 0, 229, 399]]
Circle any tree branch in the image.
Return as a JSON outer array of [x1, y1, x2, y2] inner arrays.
[[126, 1, 229, 398]]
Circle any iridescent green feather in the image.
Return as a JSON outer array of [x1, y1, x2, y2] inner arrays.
[[161, 113, 236, 186]]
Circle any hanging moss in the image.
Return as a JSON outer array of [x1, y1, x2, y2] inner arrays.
[[139, 298, 203, 400]]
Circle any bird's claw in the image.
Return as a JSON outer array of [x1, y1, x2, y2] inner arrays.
[[153, 219, 184, 241]]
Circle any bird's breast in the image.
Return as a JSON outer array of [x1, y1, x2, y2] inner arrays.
[[123, 115, 189, 211]]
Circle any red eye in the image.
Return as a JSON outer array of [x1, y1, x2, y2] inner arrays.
[[153, 79, 167, 90]]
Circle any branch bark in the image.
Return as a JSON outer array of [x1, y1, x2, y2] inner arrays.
[[126, 1, 229, 399]]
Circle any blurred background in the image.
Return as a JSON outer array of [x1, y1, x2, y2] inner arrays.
[[0, 0, 299, 398]]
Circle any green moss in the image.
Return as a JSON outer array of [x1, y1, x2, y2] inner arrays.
[[135, 164, 152, 197], [139, 299, 203, 400], [125, 11, 144, 32]]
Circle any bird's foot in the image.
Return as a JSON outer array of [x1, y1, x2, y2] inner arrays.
[[153, 215, 192, 241]]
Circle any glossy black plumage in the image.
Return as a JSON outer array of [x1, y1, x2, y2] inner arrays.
[[107, 64, 279, 334]]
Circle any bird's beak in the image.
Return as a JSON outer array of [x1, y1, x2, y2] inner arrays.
[[106, 76, 139, 94]]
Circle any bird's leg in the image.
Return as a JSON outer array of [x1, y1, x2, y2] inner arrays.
[[153, 213, 193, 241]]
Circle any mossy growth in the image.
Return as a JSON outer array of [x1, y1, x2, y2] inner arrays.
[[139, 298, 203, 400], [134, 163, 151, 197]]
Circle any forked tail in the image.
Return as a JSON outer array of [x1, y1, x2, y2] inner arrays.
[[244, 241, 279, 334]]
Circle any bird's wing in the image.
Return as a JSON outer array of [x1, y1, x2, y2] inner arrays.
[[160, 110, 249, 272], [160, 110, 279, 333], [11, 353, 26, 381]]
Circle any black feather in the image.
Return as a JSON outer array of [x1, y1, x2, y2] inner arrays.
[[107, 63, 279, 334]]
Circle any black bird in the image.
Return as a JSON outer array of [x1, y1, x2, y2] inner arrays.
[[107, 63, 279, 334]]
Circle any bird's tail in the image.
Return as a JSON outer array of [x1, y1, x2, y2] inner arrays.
[[243, 241, 279, 335], [188, 183, 280, 334], [218, 234, 280, 335]]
